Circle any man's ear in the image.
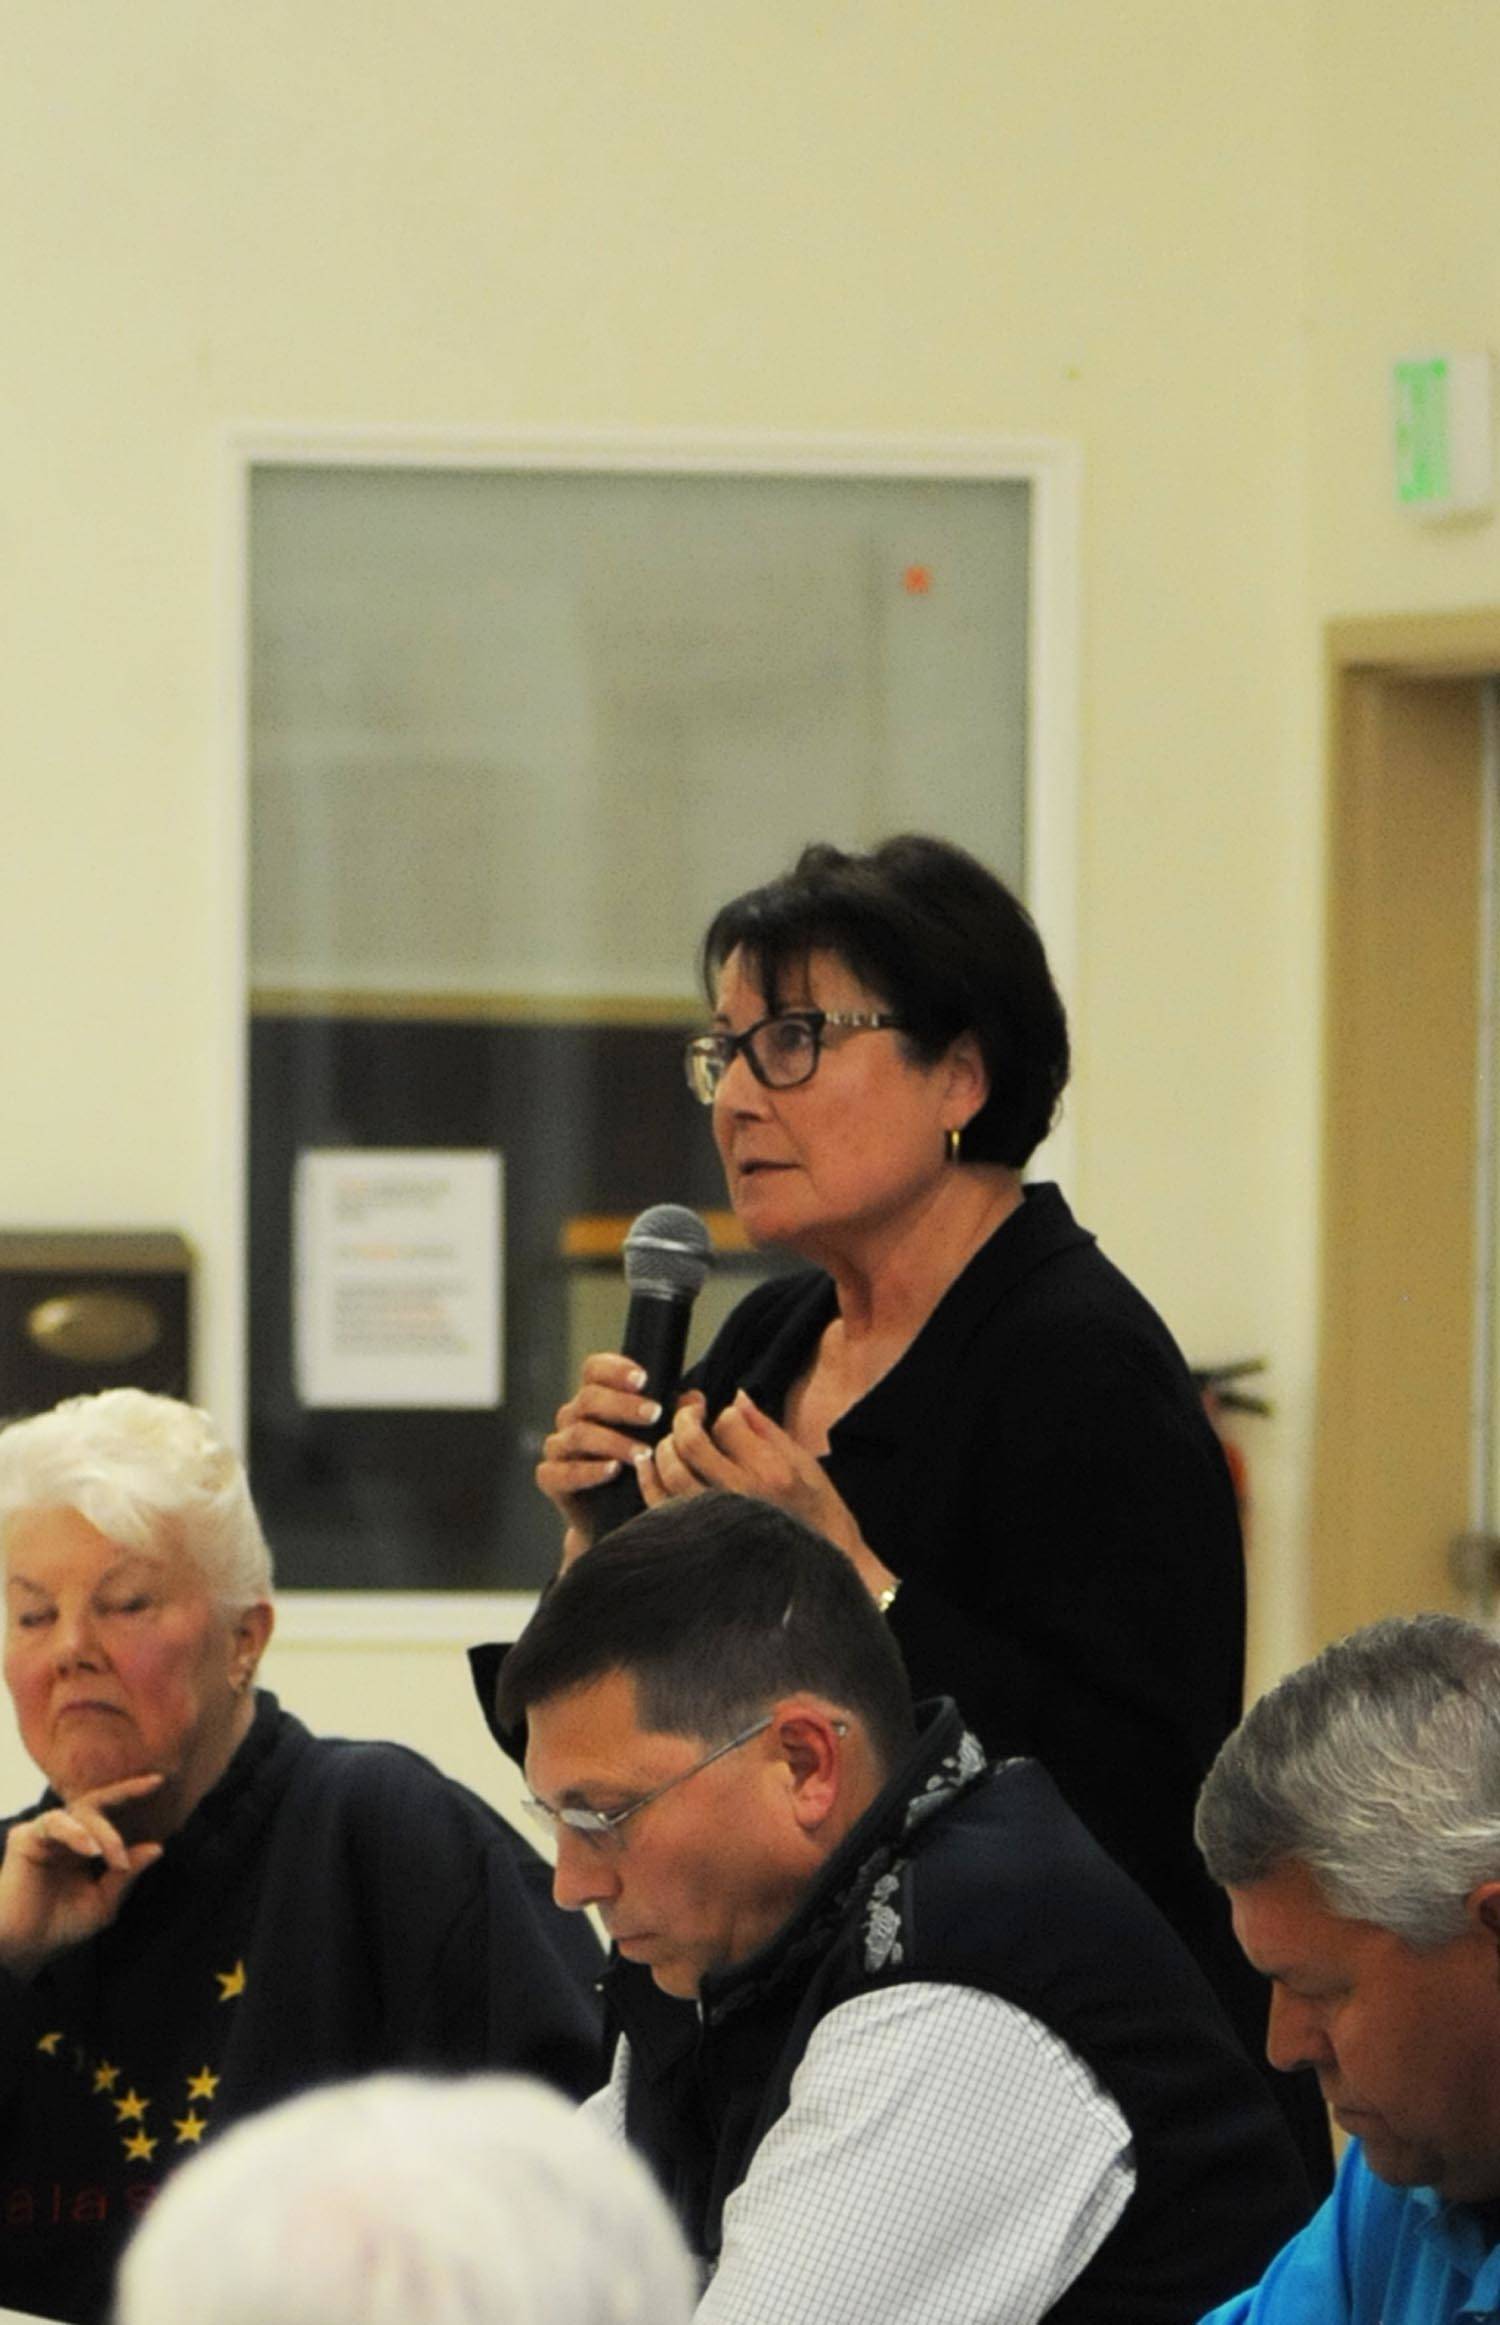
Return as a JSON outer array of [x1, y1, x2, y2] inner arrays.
[[1466, 1882, 1500, 1975], [770, 1704, 845, 1835], [1471, 1883, 1500, 1932]]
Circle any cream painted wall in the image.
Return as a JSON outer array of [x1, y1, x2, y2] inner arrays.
[[0, 0, 1351, 1814], [1310, 0, 1500, 620]]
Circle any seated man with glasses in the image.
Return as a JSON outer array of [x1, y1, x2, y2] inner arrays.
[[479, 1492, 1311, 2325]]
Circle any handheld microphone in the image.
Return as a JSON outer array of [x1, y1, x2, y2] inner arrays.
[[588, 1204, 714, 1541]]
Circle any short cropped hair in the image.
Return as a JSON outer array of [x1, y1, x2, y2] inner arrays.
[[700, 833, 1070, 1168], [496, 1493, 917, 1774], [1195, 1612, 1500, 1949], [114, 2073, 696, 2325], [0, 1389, 272, 1606]]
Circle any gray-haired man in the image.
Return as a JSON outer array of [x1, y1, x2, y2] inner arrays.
[[1195, 1610, 1500, 2324]]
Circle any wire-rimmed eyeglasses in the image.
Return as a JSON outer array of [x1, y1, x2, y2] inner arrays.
[[520, 1715, 775, 1854], [683, 1010, 908, 1105], [522, 1712, 850, 1853]]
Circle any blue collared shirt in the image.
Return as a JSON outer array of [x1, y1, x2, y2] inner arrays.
[[1203, 2140, 1500, 2324]]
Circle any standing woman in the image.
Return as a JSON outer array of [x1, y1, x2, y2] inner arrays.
[[538, 834, 1321, 2174]]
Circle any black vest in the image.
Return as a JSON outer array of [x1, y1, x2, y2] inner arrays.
[[608, 1703, 1310, 2325]]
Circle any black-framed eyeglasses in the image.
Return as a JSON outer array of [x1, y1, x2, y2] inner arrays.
[[683, 1010, 908, 1105], [520, 1715, 774, 1854]]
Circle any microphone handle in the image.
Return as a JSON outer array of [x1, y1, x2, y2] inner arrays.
[[587, 1290, 695, 1541]]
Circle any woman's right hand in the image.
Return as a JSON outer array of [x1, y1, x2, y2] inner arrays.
[[0, 1775, 165, 1980], [535, 1353, 666, 1569]]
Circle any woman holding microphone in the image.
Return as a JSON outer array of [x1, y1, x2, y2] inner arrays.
[[536, 832, 1321, 2180]]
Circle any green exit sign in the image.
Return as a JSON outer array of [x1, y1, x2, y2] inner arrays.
[[1393, 352, 1494, 517]]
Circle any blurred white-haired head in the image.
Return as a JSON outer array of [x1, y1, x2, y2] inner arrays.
[[113, 2074, 696, 2325]]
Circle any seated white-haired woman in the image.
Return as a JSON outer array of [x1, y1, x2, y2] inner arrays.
[[0, 1390, 602, 2325], [114, 2072, 696, 2325]]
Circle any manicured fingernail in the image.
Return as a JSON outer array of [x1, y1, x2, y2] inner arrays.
[[639, 1400, 662, 1424], [626, 1366, 647, 1390], [633, 1446, 653, 1468], [599, 1461, 621, 1480]]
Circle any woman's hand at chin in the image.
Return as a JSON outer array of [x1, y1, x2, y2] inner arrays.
[[639, 1389, 900, 1605], [0, 1774, 165, 1980]]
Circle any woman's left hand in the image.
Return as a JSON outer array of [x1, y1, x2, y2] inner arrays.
[[638, 1389, 900, 1604]]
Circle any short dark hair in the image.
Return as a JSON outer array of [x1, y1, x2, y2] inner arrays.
[[700, 833, 1069, 1168], [496, 1494, 917, 1774]]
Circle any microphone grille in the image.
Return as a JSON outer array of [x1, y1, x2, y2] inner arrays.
[[622, 1204, 714, 1299]]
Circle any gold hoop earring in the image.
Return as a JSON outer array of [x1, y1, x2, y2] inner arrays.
[[946, 1125, 962, 1165]]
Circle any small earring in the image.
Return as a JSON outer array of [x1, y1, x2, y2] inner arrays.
[[946, 1125, 962, 1165]]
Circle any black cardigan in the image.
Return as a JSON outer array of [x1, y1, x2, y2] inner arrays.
[[686, 1187, 1265, 2077]]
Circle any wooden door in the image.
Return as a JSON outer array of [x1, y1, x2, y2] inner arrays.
[[1313, 613, 1500, 1644]]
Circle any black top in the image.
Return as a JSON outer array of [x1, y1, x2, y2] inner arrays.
[[0, 1693, 604, 2324], [611, 1701, 1311, 2324], [687, 1187, 1278, 2084]]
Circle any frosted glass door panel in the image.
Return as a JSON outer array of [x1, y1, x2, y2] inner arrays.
[[250, 466, 1029, 1000], [246, 458, 1031, 1590]]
